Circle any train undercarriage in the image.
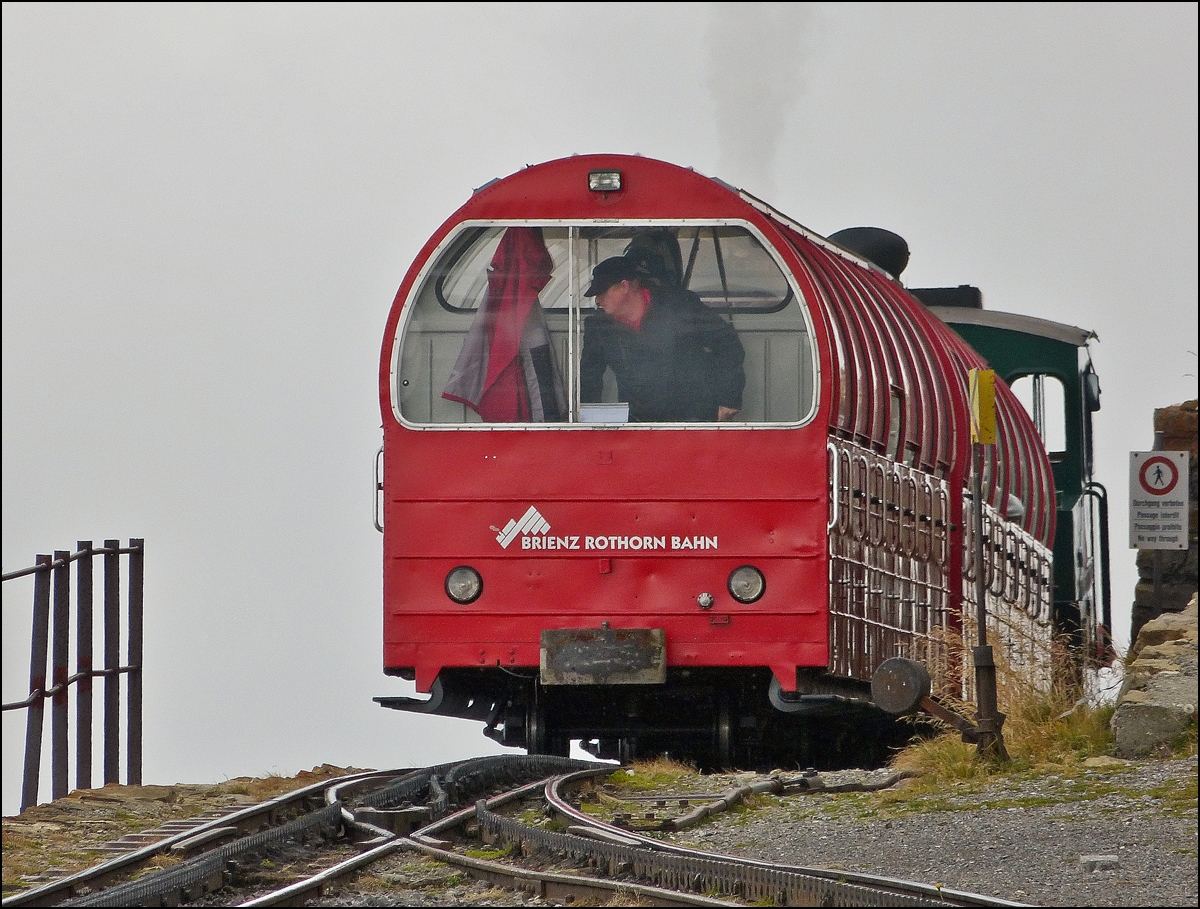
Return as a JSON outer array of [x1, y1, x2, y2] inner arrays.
[[378, 667, 920, 772]]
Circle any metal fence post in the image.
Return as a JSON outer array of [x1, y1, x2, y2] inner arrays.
[[22, 555, 53, 813], [76, 540, 94, 791], [104, 539, 120, 785], [6, 539, 143, 810], [127, 538, 144, 787], [52, 550, 71, 800]]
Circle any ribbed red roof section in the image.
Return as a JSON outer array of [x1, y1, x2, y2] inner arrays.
[[775, 223, 1055, 548]]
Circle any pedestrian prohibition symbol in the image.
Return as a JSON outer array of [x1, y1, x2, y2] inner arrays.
[[1129, 450, 1189, 550]]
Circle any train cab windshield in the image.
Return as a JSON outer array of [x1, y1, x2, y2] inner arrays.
[[394, 223, 817, 426]]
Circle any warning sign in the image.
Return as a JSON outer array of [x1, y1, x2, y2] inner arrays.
[[968, 368, 996, 445], [1129, 450, 1189, 550]]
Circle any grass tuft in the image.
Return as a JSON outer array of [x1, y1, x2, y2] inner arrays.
[[888, 630, 1193, 784], [609, 757, 697, 791]]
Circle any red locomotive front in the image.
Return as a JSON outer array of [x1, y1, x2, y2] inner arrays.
[[376, 155, 1057, 769]]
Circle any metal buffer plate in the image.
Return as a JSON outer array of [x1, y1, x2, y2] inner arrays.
[[540, 628, 666, 685], [870, 657, 932, 715]]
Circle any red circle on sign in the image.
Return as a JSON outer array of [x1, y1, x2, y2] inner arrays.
[[1139, 456, 1179, 496]]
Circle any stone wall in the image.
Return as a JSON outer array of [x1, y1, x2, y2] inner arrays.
[[1111, 593, 1197, 757], [1113, 398, 1198, 757], [1129, 399, 1198, 643]]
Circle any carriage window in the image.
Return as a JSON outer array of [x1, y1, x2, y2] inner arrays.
[[436, 227, 573, 312], [886, 389, 903, 460], [1010, 374, 1067, 461], [395, 224, 816, 426]]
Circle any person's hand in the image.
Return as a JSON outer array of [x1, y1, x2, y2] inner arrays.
[[717, 406, 740, 421]]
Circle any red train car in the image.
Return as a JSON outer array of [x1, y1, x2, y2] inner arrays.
[[375, 154, 1082, 769]]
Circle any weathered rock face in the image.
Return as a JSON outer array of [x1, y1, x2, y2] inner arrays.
[[1112, 592, 1198, 758], [1130, 400, 1198, 643]]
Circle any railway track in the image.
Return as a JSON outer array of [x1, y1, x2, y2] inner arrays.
[[2, 756, 1031, 908]]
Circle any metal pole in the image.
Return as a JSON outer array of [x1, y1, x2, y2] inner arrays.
[[128, 539, 144, 786], [971, 446, 988, 646], [76, 541, 94, 791], [52, 550, 71, 801], [104, 539, 120, 785], [1153, 550, 1163, 624], [1151, 432, 1164, 624], [1083, 483, 1113, 652], [1095, 488, 1112, 637], [22, 555, 52, 812], [971, 445, 1008, 762]]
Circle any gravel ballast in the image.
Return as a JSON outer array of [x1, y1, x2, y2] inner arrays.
[[662, 757, 1198, 907]]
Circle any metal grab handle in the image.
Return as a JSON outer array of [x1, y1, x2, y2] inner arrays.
[[883, 468, 902, 552], [1016, 537, 1031, 613], [867, 463, 886, 546], [373, 446, 385, 533], [988, 513, 1006, 597], [916, 480, 934, 563], [899, 475, 918, 557], [850, 455, 869, 541], [838, 450, 852, 534], [827, 442, 839, 531]]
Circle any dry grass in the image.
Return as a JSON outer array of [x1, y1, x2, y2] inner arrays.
[[603, 890, 658, 907], [628, 756, 699, 777], [611, 757, 700, 792], [891, 629, 1138, 782]]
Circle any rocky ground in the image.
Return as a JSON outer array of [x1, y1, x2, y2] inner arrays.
[[1, 764, 370, 895], [664, 757, 1198, 908], [4, 757, 1196, 907]]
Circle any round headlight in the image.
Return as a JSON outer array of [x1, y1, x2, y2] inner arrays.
[[445, 566, 483, 604], [727, 565, 765, 604]]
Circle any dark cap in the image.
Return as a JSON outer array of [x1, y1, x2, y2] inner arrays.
[[583, 255, 655, 297]]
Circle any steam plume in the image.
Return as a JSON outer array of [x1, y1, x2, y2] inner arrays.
[[705, 2, 811, 199]]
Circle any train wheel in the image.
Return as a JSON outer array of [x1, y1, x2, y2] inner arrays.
[[716, 690, 738, 769], [526, 697, 547, 754], [618, 737, 638, 763], [524, 693, 569, 756]]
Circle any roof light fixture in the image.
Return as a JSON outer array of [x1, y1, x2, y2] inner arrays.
[[588, 170, 622, 192]]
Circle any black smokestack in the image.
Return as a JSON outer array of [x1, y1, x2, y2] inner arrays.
[[828, 227, 910, 278]]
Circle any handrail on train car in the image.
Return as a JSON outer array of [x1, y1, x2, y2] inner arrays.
[[1016, 536, 1031, 613], [850, 454, 869, 542], [837, 449, 852, 535], [826, 442, 839, 531], [374, 445, 385, 533], [884, 467, 902, 553], [915, 479, 934, 562], [867, 463, 887, 547], [1082, 482, 1113, 655], [900, 474, 918, 557], [934, 485, 951, 568]]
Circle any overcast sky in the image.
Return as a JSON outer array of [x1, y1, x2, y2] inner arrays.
[[3, 3, 1196, 815]]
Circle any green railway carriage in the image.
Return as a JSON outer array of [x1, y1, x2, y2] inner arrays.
[[922, 301, 1112, 667]]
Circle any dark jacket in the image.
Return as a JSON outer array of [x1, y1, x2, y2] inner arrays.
[[580, 287, 745, 422]]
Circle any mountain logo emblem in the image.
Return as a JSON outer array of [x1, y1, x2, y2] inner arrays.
[[493, 506, 551, 549]]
